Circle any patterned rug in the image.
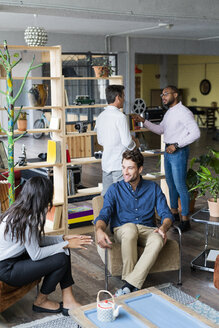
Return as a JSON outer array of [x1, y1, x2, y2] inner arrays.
[[12, 283, 219, 328]]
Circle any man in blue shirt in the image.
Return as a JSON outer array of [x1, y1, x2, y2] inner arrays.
[[94, 148, 174, 296]]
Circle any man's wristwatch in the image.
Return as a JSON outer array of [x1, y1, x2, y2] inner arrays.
[[173, 143, 179, 150]]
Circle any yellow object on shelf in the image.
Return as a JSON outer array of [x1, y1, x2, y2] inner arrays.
[[47, 140, 61, 164]]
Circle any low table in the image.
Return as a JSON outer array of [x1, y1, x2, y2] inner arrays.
[[191, 208, 219, 272], [70, 287, 216, 328]]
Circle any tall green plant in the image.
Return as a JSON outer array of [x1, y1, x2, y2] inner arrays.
[[189, 149, 219, 202], [0, 41, 42, 205]]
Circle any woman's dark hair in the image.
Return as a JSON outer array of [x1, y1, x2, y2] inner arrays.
[[105, 84, 124, 104], [0, 176, 53, 244], [122, 148, 144, 168]]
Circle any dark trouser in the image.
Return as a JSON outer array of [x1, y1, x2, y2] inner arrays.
[[0, 252, 74, 295]]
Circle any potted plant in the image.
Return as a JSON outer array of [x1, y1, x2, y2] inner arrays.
[[90, 56, 114, 77], [17, 111, 28, 131], [189, 149, 219, 217]]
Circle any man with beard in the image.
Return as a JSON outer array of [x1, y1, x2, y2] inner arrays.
[[94, 148, 173, 296], [132, 86, 200, 232]]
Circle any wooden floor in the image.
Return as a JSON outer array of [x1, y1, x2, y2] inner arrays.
[[0, 128, 219, 327]]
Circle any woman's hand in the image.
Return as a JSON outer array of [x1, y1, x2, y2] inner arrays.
[[63, 234, 93, 249]]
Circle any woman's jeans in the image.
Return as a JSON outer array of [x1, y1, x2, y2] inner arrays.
[[164, 146, 190, 216]]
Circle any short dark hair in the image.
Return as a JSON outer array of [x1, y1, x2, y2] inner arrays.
[[164, 85, 179, 96], [122, 148, 144, 168], [105, 84, 124, 104]]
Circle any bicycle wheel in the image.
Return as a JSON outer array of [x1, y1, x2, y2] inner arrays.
[[33, 119, 45, 139]]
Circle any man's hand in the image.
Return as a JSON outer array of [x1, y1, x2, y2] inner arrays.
[[131, 114, 145, 123], [154, 227, 167, 244], [63, 234, 93, 250], [166, 145, 177, 154], [96, 228, 112, 249], [154, 217, 172, 244]]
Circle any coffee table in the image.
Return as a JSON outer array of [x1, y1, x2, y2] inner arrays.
[[191, 208, 219, 272], [70, 287, 216, 328]]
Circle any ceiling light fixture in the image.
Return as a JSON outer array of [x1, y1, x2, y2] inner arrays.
[[24, 14, 48, 46]]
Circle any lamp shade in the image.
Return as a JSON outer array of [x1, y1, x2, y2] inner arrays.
[[24, 26, 48, 46]]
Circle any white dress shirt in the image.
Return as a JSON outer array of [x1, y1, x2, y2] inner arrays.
[[95, 105, 135, 172], [143, 101, 200, 148]]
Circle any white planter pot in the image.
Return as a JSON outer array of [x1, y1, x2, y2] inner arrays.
[[208, 198, 219, 218]]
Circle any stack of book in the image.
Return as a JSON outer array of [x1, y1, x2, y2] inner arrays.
[[68, 204, 94, 228], [67, 168, 76, 196]]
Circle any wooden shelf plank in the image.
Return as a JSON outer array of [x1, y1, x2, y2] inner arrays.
[[66, 131, 97, 137], [0, 76, 60, 80], [0, 45, 61, 51], [68, 186, 102, 198], [67, 151, 162, 166], [67, 157, 101, 165], [53, 200, 64, 206], [0, 106, 61, 111], [5, 162, 63, 171], [64, 76, 123, 81], [131, 128, 149, 132], [0, 128, 61, 135], [65, 104, 106, 109]]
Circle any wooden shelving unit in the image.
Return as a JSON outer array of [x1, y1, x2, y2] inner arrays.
[[0, 44, 66, 235]]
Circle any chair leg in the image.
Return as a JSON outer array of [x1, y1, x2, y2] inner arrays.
[[174, 225, 182, 285], [105, 248, 109, 291]]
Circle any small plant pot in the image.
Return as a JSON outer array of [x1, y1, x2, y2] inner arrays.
[[17, 119, 27, 131], [93, 66, 109, 78], [208, 198, 219, 217]]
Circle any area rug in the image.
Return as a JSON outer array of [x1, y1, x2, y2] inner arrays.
[[12, 283, 219, 328]]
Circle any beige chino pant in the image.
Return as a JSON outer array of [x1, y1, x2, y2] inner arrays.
[[113, 223, 164, 289]]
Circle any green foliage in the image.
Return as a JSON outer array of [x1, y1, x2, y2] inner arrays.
[[90, 56, 114, 76], [18, 111, 27, 120], [189, 149, 219, 202]]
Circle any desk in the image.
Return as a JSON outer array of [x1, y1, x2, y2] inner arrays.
[[70, 287, 215, 328], [191, 209, 219, 272]]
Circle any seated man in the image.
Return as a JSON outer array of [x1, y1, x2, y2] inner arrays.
[[94, 148, 174, 296]]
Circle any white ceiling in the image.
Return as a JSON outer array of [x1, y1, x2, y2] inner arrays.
[[1, 0, 219, 41]]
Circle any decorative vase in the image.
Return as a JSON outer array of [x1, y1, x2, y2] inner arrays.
[[93, 66, 109, 78], [28, 84, 49, 107], [17, 120, 27, 131], [208, 198, 219, 217]]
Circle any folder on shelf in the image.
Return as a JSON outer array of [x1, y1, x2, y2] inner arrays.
[[47, 140, 61, 164]]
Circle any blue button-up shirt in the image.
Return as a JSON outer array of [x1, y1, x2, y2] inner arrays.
[[94, 177, 174, 231]]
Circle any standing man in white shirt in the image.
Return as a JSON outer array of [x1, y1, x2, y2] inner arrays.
[[133, 86, 200, 232], [96, 85, 137, 195]]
